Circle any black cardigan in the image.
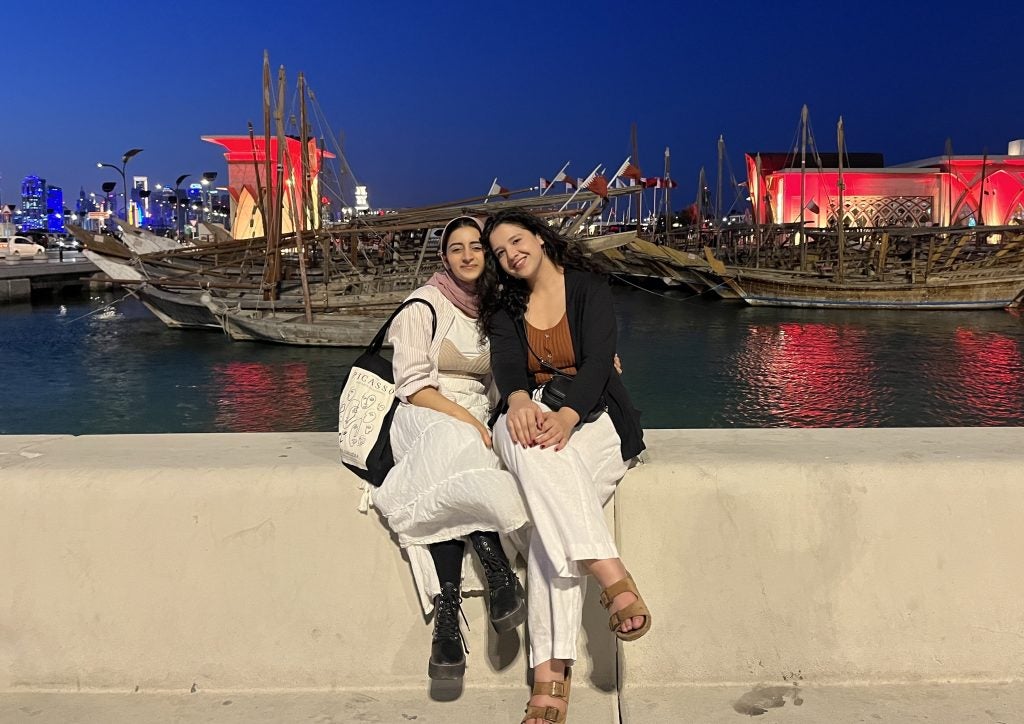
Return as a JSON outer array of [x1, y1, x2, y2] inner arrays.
[[488, 268, 645, 461]]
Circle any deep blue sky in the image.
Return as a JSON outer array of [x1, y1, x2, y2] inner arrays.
[[3, 0, 1022, 210]]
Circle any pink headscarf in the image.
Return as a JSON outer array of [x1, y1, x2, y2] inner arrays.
[[426, 216, 485, 318]]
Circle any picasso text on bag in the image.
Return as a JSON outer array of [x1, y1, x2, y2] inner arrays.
[[349, 369, 393, 394]]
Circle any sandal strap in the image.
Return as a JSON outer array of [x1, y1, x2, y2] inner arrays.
[[599, 574, 638, 608], [522, 705, 565, 723], [607, 598, 651, 630], [531, 679, 569, 699]]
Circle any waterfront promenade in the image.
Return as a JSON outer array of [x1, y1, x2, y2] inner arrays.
[[2, 429, 1024, 722], [0, 252, 97, 302]]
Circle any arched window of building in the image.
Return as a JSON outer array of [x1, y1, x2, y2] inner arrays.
[[954, 198, 979, 226]]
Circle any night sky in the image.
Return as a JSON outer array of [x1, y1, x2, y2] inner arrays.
[[3, 0, 1022, 210]]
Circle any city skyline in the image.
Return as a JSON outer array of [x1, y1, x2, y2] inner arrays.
[[3, 0, 1023, 211]]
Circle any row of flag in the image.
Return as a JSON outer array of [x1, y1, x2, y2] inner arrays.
[[488, 157, 678, 201]]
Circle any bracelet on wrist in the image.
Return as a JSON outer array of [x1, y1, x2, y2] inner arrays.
[[507, 390, 530, 402]]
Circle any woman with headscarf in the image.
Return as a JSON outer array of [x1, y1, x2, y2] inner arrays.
[[370, 216, 529, 681]]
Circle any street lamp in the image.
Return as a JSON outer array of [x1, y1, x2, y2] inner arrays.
[[199, 172, 218, 224], [173, 174, 190, 238], [96, 148, 143, 222]]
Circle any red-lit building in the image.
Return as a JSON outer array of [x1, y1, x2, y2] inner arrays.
[[202, 135, 335, 239], [745, 141, 1024, 229]]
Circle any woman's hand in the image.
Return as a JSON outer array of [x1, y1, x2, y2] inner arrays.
[[506, 391, 542, 447], [614, 353, 623, 375], [534, 407, 581, 451], [408, 386, 491, 448], [467, 415, 493, 449]]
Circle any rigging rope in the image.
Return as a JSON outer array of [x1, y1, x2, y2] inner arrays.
[[62, 287, 139, 323], [610, 272, 728, 302]]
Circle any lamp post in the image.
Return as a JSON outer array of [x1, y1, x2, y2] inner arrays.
[[96, 148, 143, 222], [200, 172, 218, 225], [173, 174, 190, 238]]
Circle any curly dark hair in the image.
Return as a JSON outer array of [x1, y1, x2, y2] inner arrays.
[[476, 209, 599, 335]]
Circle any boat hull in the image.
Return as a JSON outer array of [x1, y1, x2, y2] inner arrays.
[[136, 287, 222, 329], [220, 310, 391, 347], [729, 271, 1024, 310]]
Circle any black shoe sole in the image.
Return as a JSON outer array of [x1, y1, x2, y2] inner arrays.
[[490, 582, 527, 634], [428, 659, 466, 680]]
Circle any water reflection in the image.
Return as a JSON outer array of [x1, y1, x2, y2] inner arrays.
[[4, 290, 1024, 433], [728, 322, 884, 427], [942, 330, 1024, 425], [213, 361, 315, 432]]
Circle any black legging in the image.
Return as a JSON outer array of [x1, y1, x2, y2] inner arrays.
[[429, 531, 503, 586]]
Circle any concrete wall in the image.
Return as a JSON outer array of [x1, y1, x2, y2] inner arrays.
[[619, 428, 1024, 688], [3, 429, 1023, 701], [0, 278, 30, 303], [0, 433, 614, 708]]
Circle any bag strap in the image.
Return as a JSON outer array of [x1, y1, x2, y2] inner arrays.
[[521, 317, 575, 379], [366, 298, 438, 355]]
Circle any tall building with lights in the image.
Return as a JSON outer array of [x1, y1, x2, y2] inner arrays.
[[46, 185, 64, 233], [132, 176, 149, 224], [20, 175, 45, 231]]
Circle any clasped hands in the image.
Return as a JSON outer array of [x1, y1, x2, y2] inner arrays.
[[505, 392, 580, 451]]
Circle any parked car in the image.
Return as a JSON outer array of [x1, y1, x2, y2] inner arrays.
[[49, 237, 83, 251], [1, 236, 47, 258]]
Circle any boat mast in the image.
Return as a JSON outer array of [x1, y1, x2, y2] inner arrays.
[[753, 152, 763, 267], [271, 64, 287, 296], [800, 104, 808, 271], [295, 71, 313, 323], [716, 134, 724, 250], [260, 52, 278, 301], [664, 146, 671, 240], [977, 148, 988, 226], [837, 116, 845, 283], [696, 166, 705, 249], [247, 121, 268, 241], [631, 123, 641, 233], [944, 138, 953, 226]]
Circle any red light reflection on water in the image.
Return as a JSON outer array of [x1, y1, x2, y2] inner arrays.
[[737, 323, 878, 427], [212, 361, 314, 432], [949, 329, 1024, 424]]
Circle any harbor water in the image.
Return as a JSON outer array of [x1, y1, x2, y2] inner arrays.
[[1, 286, 1023, 435]]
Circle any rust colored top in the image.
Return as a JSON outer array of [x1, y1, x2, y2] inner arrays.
[[526, 313, 577, 384]]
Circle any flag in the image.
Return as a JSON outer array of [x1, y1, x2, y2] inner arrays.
[[587, 174, 609, 199], [553, 171, 575, 189], [622, 163, 644, 183], [806, 199, 820, 214], [540, 177, 550, 191], [643, 177, 661, 189], [488, 180, 510, 198], [665, 178, 678, 189]]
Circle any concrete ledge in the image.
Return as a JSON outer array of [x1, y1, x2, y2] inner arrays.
[[617, 428, 1024, 693], [4, 429, 1024, 722], [0, 433, 615, 719]]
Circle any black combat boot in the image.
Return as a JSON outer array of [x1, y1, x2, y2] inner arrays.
[[470, 532, 526, 633], [428, 582, 467, 680]]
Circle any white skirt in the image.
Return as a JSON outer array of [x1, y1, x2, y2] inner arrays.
[[371, 398, 529, 612]]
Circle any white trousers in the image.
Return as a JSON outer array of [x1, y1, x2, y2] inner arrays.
[[494, 405, 628, 666], [372, 403, 529, 613]]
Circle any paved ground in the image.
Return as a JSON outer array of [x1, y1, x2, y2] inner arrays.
[[2, 682, 1022, 723], [0, 251, 95, 279]]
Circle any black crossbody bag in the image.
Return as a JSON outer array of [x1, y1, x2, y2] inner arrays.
[[523, 329, 605, 424]]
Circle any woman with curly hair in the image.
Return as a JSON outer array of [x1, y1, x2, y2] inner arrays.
[[478, 209, 650, 724]]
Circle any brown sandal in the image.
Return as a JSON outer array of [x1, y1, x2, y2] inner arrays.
[[521, 667, 571, 723], [600, 574, 652, 641]]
